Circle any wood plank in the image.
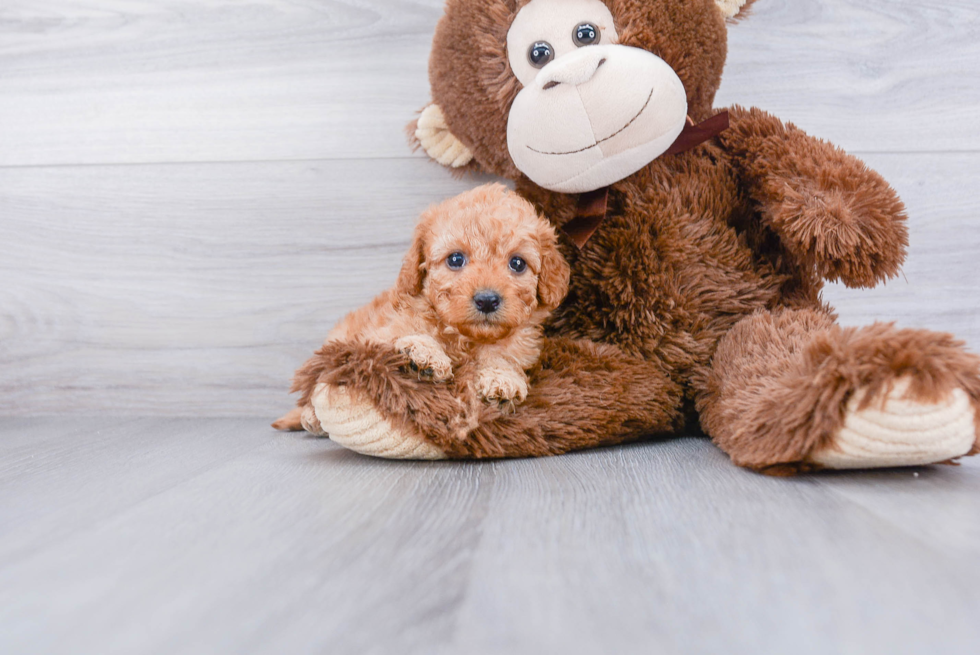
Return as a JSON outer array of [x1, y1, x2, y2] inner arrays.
[[0, 0, 442, 166], [446, 441, 980, 654], [0, 419, 977, 654], [0, 0, 978, 167], [824, 152, 980, 344], [0, 418, 266, 566], [1, 153, 977, 416], [0, 418, 495, 655], [812, 457, 980, 558], [0, 158, 495, 416], [718, 0, 980, 153]]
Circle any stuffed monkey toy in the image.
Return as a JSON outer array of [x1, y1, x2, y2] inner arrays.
[[289, 0, 980, 474]]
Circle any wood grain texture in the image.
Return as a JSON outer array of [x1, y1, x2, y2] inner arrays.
[[0, 159, 496, 415], [717, 0, 980, 154], [1, 152, 976, 416], [823, 153, 980, 340], [0, 0, 978, 168], [0, 419, 978, 654], [0, 0, 443, 166]]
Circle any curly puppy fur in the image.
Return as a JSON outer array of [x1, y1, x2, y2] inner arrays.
[[274, 183, 570, 430]]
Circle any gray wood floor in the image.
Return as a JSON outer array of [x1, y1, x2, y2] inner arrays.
[[1, 418, 979, 655], [2, 1, 980, 653]]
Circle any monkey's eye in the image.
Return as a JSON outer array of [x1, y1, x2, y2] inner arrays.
[[528, 41, 554, 68], [446, 252, 467, 270], [573, 23, 600, 47], [509, 256, 528, 274]]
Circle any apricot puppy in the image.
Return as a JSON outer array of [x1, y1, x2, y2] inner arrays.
[[275, 183, 569, 432]]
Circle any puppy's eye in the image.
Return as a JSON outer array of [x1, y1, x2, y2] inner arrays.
[[509, 256, 527, 274], [528, 41, 554, 68], [447, 252, 467, 270], [573, 23, 600, 47]]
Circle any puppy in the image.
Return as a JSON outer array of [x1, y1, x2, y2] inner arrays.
[[274, 183, 570, 432]]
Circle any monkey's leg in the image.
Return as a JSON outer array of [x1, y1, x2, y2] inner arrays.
[[298, 338, 685, 459], [696, 308, 980, 475]]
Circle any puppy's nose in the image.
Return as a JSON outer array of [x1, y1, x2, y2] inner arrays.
[[473, 291, 502, 315]]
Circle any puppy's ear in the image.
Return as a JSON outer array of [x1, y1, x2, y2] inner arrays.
[[535, 225, 571, 312], [395, 227, 427, 296]]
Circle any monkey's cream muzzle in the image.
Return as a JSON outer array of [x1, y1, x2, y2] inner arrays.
[[506, 44, 689, 194]]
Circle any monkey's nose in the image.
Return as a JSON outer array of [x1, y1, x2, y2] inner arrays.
[[536, 47, 608, 89], [473, 291, 502, 314]]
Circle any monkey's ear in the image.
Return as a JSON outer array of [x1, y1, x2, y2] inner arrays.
[[408, 104, 474, 169], [715, 0, 756, 20], [395, 225, 428, 296]]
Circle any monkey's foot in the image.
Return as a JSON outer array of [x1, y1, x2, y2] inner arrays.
[[809, 378, 977, 469], [310, 383, 447, 460]]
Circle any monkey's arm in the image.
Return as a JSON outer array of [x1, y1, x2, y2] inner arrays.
[[717, 105, 908, 288], [288, 338, 685, 458]]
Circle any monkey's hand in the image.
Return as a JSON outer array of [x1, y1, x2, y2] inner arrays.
[[720, 105, 908, 288]]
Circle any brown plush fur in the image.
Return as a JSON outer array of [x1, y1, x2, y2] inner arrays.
[[290, 0, 980, 470]]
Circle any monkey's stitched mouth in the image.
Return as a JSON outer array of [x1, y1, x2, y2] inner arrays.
[[526, 87, 655, 156]]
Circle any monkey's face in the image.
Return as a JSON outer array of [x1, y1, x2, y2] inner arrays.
[[505, 0, 688, 193], [418, 0, 743, 192]]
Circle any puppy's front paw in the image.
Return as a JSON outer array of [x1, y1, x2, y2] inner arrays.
[[394, 335, 453, 381], [476, 367, 528, 405]]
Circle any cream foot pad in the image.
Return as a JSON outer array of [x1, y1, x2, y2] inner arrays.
[[311, 383, 447, 460], [811, 378, 976, 469]]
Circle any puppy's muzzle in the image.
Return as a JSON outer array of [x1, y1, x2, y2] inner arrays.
[[473, 290, 502, 315]]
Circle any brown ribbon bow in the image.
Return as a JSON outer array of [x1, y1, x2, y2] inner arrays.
[[562, 110, 730, 249]]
